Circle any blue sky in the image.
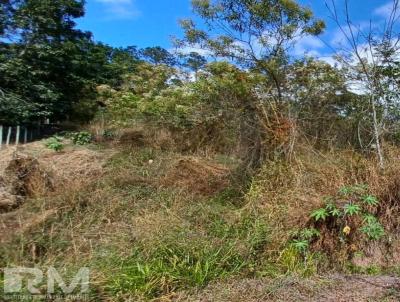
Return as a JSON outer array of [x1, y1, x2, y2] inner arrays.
[[77, 0, 193, 48], [77, 0, 396, 59]]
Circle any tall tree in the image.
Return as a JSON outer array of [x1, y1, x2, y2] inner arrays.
[[12, 0, 86, 43], [140, 46, 177, 66], [327, 0, 400, 168], [0, 0, 107, 124], [179, 0, 325, 101], [182, 51, 207, 78], [178, 0, 325, 168], [0, 0, 15, 37]]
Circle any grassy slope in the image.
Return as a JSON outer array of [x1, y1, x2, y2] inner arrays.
[[2, 142, 400, 301], [1, 145, 271, 301]]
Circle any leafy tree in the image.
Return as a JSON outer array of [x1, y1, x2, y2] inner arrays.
[[12, 0, 87, 43], [178, 0, 325, 168], [0, 0, 113, 124], [102, 60, 259, 153], [181, 52, 207, 79], [84, 44, 142, 88], [111, 46, 141, 72], [140, 46, 177, 66], [286, 58, 367, 148], [0, 89, 44, 124], [179, 0, 325, 101], [102, 62, 183, 126]]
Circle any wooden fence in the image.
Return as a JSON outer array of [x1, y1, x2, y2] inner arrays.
[[0, 124, 59, 150]]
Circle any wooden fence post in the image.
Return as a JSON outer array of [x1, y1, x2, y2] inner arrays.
[[6, 126, 12, 146], [0, 125, 3, 150], [15, 125, 20, 145], [24, 127, 28, 144]]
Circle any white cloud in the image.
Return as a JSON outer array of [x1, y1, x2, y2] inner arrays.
[[318, 55, 339, 67], [95, 0, 140, 20], [293, 35, 324, 57], [173, 45, 212, 57], [374, 1, 395, 18], [330, 22, 369, 48]]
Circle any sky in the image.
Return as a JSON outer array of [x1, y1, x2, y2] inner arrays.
[[77, 0, 193, 48], [76, 0, 397, 60]]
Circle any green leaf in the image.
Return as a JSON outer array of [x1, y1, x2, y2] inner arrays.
[[311, 208, 328, 221], [360, 221, 385, 240], [325, 203, 341, 217], [300, 228, 320, 240], [330, 208, 341, 217], [339, 184, 368, 196], [339, 186, 352, 195], [45, 136, 64, 152], [361, 195, 379, 206], [291, 240, 309, 252], [325, 202, 335, 211], [343, 203, 361, 216], [362, 214, 378, 224]]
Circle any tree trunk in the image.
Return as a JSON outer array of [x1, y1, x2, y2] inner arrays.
[[371, 96, 384, 168]]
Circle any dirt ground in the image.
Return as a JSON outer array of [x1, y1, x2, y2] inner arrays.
[[180, 275, 400, 302]]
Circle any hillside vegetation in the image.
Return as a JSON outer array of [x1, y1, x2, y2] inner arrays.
[[1, 134, 400, 301], [2, 0, 400, 301]]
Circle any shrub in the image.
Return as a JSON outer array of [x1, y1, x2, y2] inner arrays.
[[310, 208, 328, 221], [102, 129, 115, 140], [45, 136, 64, 152], [297, 185, 385, 255], [70, 131, 92, 145], [360, 215, 385, 240], [291, 228, 320, 253]]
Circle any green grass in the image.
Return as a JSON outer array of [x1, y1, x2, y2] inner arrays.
[[99, 188, 271, 299], [0, 146, 346, 300], [105, 241, 246, 299]]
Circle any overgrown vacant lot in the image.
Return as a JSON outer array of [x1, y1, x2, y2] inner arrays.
[[4, 0, 400, 300], [1, 136, 400, 301]]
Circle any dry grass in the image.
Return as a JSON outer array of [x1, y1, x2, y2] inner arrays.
[[1, 144, 261, 300], [116, 126, 176, 151], [105, 123, 238, 155], [3, 137, 400, 300], [38, 148, 111, 196], [161, 157, 231, 196], [243, 143, 400, 270], [245, 147, 360, 250], [4, 157, 54, 197], [178, 275, 400, 302]]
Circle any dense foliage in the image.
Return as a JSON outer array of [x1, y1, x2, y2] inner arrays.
[[0, 1, 176, 125], [2, 0, 400, 167]]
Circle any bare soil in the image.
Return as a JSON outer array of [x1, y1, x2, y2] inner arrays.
[[180, 275, 400, 302]]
